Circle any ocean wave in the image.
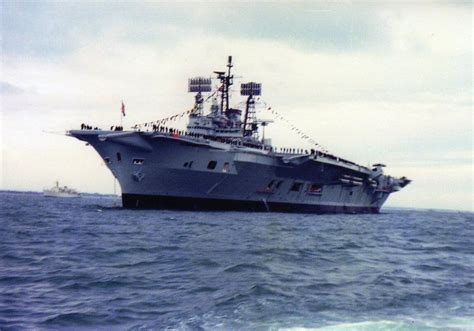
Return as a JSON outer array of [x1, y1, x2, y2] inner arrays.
[[40, 312, 111, 326], [1, 191, 473, 330], [223, 263, 271, 273]]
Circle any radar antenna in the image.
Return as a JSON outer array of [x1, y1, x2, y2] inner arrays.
[[188, 77, 212, 115]]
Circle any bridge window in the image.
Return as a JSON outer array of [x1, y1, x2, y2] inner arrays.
[[183, 162, 189, 167], [275, 180, 284, 189], [207, 161, 217, 170], [290, 182, 303, 192], [116, 152, 121, 162]]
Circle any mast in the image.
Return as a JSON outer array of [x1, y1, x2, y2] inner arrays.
[[225, 56, 233, 113], [214, 56, 234, 114], [241, 82, 262, 136], [243, 95, 255, 136]]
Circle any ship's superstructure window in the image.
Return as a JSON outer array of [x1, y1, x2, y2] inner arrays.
[[290, 182, 303, 192], [104, 157, 111, 164], [188, 161, 193, 168], [116, 152, 122, 161], [307, 184, 323, 194], [133, 158, 144, 165], [183, 162, 189, 167], [275, 180, 284, 189], [267, 180, 275, 189], [207, 161, 217, 170], [223, 162, 230, 173]]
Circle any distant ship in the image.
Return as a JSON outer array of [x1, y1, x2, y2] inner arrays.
[[68, 56, 410, 213], [43, 181, 80, 198]]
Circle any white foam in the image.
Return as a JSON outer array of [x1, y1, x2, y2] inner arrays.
[[279, 317, 474, 331], [280, 320, 403, 331]]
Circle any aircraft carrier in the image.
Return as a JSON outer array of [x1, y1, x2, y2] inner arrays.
[[68, 56, 411, 213]]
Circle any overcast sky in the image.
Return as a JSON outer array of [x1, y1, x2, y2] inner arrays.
[[1, 1, 472, 211]]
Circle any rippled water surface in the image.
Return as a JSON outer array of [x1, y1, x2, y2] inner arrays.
[[1, 191, 473, 330]]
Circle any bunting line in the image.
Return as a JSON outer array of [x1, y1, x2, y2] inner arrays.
[[131, 90, 220, 129], [131, 108, 194, 129], [130, 97, 330, 154], [263, 104, 329, 153]]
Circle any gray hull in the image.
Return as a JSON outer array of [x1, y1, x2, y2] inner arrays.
[[70, 130, 403, 214]]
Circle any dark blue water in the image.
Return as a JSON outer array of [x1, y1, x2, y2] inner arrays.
[[1, 191, 473, 330]]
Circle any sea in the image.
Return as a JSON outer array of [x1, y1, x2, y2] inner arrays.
[[0, 191, 473, 331]]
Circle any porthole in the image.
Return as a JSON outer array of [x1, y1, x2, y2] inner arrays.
[[207, 161, 217, 170]]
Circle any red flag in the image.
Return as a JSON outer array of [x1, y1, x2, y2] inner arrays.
[[121, 101, 126, 117]]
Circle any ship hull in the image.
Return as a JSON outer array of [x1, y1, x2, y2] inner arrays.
[[122, 193, 380, 213], [43, 192, 80, 198], [69, 130, 398, 214]]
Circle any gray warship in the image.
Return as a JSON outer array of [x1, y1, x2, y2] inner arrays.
[[69, 56, 411, 213]]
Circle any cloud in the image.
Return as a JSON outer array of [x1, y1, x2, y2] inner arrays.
[[0, 82, 25, 95], [1, 2, 388, 58], [387, 163, 473, 212], [3, 2, 470, 59]]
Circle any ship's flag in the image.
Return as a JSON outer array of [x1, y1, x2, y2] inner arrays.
[[121, 101, 126, 117]]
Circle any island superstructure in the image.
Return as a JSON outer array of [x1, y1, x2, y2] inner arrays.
[[68, 56, 411, 213]]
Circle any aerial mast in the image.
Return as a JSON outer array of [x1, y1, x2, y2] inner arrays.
[[225, 56, 233, 113], [214, 56, 234, 114]]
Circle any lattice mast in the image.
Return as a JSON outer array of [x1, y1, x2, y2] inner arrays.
[[241, 82, 262, 137]]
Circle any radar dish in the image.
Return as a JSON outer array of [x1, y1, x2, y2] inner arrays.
[[241, 82, 261, 96], [188, 77, 212, 93]]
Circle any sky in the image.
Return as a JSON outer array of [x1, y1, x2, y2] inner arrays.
[[1, 1, 472, 211]]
